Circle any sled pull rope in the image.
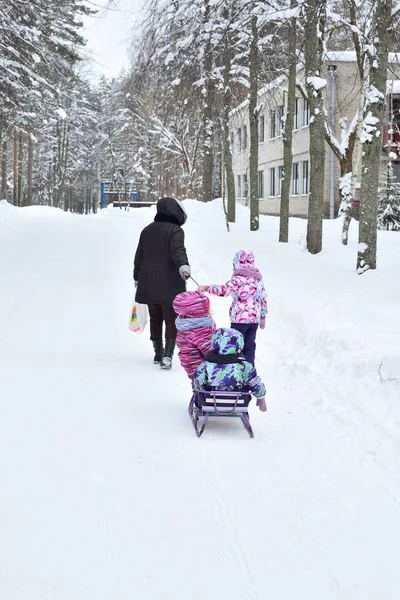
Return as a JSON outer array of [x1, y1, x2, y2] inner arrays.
[[189, 275, 200, 287]]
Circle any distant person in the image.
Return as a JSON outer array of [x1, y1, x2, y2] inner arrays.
[[198, 250, 267, 366], [134, 197, 190, 370]]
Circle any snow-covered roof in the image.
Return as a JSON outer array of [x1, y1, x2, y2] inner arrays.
[[325, 50, 400, 64], [230, 51, 400, 118], [324, 51, 357, 62]]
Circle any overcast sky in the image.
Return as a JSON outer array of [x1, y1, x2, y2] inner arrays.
[[82, 0, 144, 78]]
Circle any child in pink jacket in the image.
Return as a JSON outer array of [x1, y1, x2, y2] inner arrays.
[[198, 250, 267, 366], [172, 290, 215, 379]]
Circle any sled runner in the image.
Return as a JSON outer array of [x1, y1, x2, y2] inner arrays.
[[188, 390, 254, 438]]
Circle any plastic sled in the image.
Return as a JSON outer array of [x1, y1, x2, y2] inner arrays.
[[188, 390, 254, 438]]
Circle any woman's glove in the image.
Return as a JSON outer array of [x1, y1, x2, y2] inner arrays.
[[198, 285, 209, 292], [179, 264, 191, 280], [260, 317, 266, 330], [134, 280, 138, 288]]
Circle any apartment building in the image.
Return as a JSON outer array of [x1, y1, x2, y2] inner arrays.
[[230, 51, 400, 218]]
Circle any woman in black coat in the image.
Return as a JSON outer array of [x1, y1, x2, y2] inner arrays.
[[134, 197, 190, 369]]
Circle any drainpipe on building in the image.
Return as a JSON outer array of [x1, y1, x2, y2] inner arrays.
[[328, 65, 337, 219]]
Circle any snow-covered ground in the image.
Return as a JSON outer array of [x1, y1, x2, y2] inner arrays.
[[0, 198, 399, 600]]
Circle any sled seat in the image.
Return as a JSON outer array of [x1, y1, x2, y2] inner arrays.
[[188, 390, 254, 438], [200, 391, 251, 413]]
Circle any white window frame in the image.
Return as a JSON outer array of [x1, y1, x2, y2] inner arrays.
[[303, 99, 310, 127], [302, 160, 309, 194]]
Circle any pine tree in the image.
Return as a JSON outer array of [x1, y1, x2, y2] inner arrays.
[[378, 161, 400, 231]]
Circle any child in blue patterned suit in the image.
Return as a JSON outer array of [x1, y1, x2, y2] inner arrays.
[[192, 327, 267, 412]]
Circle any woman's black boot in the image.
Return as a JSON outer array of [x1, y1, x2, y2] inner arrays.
[[152, 340, 164, 364]]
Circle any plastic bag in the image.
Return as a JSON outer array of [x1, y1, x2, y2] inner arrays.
[[128, 299, 148, 334]]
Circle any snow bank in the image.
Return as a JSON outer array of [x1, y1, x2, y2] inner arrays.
[[1, 200, 400, 600]]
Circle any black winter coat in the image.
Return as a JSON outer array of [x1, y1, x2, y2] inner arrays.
[[134, 198, 189, 307]]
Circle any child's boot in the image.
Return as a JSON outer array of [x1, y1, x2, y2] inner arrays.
[[161, 338, 175, 370], [256, 397, 267, 412]]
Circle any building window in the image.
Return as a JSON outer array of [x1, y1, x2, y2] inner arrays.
[[278, 105, 284, 136], [302, 160, 309, 194], [242, 125, 247, 150], [269, 110, 276, 139], [292, 162, 299, 195], [303, 99, 310, 127], [258, 170, 264, 199], [294, 98, 299, 130], [269, 168, 276, 196], [230, 132, 234, 153], [237, 128, 242, 152], [277, 166, 283, 195], [259, 116, 265, 143], [237, 174, 242, 198]]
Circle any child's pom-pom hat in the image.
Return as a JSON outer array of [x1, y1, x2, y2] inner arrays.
[[173, 290, 210, 318]]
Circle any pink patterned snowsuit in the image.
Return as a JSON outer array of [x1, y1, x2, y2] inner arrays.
[[173, 291, 215, 378], [203, 250, 267, 324]]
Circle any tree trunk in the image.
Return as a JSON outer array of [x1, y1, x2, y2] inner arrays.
[[201, 0, 214, 202], [57, 120, 69, 209], [279, 0, 297, 243], [222, 6, 236, 222], [27, 125, 33, 206], [64, 186, 69, 212], [304, 0, 326, 254], [357, 0, 391, 272], [338, 152, 355, 244], [13, 127, 17, 206], [249, 13, 259, 231], [1, 137, 7, 201], [17, 130, 23, 207], [341, 86, 365, 245], [341, 0, 366, 244]]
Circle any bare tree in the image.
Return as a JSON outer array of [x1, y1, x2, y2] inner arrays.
[[27, 125, 33, 206], [1, 136, 7, 200], [201, 0, 215, 202], [222, 4, 236, 222], [357, 0, 392, 273], [279, 0, 297, 243], [304, 0, 327, 254], [249, 10, 259, 231]]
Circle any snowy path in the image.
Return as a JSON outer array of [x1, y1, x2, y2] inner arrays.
[[1, 201, 400, 599]]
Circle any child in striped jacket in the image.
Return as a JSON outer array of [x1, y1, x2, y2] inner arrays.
[[172, 290, 215, 379]]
